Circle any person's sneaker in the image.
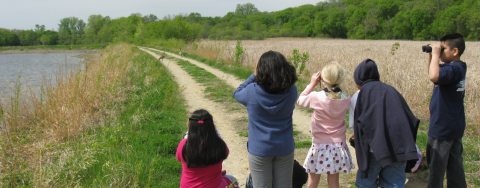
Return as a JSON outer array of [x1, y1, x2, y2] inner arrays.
[[245, 174, 253, 188]]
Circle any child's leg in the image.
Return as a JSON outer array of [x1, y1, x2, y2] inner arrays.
[[307, 173, 321, 188], [426, 136, 450, 187], [272, 152, 294, 188], [249, 153, 273, 188], [327, 173, 339, 188], [445, 138, 467, 188]]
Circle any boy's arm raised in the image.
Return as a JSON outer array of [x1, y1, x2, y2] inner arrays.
[[428, 43, 442, 83]]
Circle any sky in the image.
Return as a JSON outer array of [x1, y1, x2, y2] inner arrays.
[[1, 0, 324, 31]]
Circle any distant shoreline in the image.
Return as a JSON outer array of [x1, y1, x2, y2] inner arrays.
[[0, 49, 100, 54]]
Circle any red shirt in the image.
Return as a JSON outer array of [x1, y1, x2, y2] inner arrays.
[[176, 139, 232, 188]]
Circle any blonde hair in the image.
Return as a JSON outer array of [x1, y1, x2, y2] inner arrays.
[[321, 61, 346, 99]]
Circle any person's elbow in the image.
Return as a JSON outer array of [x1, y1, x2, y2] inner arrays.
[[429, 74, 439, 83]]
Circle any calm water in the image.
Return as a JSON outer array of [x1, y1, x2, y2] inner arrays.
[[0, 53, 84, 99]]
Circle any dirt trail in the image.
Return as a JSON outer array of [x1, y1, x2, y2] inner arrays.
[[138, 47, 426, 188]]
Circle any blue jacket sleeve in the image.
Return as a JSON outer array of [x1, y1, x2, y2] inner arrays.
[[234, 73, 256, 106]]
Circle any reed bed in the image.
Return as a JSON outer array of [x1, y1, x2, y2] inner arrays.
[[197, 38, 480, 128], [0, 43, 133, 186]]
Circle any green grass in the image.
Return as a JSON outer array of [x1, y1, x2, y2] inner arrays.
[[42, 47, 188, 187], [0, 44, 104, 51], [150, 47, 254, 81], [175, 59, 238, 104], [295, 141, 312, 149]]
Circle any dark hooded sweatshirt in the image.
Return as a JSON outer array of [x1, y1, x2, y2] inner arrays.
[[353, 59, 420, 178], [234, 74, 298, 157]]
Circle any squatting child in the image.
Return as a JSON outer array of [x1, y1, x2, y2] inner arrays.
[[176, 109, 238, 188]]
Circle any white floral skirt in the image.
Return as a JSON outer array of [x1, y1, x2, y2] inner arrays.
[[303, 142, 355, 174]]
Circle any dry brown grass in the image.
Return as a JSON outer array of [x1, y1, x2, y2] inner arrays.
[[197, 38, 480, 127], [0, 43, 133, 186]]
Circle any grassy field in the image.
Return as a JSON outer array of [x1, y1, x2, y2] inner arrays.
[[0, 44, 187, 187]]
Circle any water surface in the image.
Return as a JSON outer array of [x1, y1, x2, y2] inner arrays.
[[0, 53, 84, 99]]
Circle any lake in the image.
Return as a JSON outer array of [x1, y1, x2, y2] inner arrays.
[[0, 53, 84, 99]]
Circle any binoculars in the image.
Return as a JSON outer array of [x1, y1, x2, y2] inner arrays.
[[422, 45, 445, 53]]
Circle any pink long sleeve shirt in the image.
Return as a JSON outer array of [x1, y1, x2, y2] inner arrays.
[[297, 84, 351, 144]]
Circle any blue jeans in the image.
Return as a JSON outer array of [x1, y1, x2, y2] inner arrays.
[[224, 174, 239, 187], [355, 153, 407, 188]]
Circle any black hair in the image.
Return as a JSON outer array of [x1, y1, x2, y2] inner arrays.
[[182, 109, 227, 168], [440, 33, 465, 56], [255, 51, 298, 94]]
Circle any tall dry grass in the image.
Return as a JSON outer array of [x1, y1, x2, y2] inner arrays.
[[0, 43, 133, 186], [196, 38, 480, 127]]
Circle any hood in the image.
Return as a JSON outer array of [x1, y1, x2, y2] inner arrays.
[[254, 84, 293, 115], [354, 59, 380, 85]]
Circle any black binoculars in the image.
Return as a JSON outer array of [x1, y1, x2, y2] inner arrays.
[[422, 45, 445, 53]]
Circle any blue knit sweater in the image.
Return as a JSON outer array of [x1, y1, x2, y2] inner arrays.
[[234, 74, 298, 157]]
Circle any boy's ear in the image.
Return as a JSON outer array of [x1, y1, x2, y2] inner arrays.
[[453, 47, 459, 56]]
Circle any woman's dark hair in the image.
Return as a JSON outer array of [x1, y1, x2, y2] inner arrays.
[[182, 109, 227, 168], [255, 51, 298, 94]]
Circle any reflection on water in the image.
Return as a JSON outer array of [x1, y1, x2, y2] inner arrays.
[[0, 53, 84, 100]]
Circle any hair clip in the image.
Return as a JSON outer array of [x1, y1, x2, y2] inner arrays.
[[198, 120, 204, 124]]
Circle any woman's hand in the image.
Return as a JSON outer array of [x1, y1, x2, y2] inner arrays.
[[309, 71, 321, 87]]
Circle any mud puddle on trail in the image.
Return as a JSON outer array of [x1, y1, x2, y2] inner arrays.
[[139, 47, 427, 187]]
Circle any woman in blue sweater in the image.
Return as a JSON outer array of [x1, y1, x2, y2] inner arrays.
[[234, 51, 298, 188]]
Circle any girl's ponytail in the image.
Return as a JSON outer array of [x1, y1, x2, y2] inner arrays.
[[321, 62, 346, 99]]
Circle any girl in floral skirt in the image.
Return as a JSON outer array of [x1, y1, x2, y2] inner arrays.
[[297, 62, 355, 188]]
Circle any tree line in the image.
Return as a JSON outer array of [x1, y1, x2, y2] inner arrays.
[[199, 0, 480, 40], [1, 0, 479, 46]]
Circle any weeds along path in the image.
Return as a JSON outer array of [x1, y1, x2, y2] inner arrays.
[[139, 47, 362, 187]]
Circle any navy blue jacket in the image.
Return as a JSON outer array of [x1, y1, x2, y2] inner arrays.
[[353, 59, 419, 178]]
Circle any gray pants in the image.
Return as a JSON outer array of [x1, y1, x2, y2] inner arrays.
[[426, 136, 467, 188], [248, 152, 294, 188]]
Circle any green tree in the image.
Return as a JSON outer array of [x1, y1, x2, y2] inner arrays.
[[58, 17, 86, 44], [235, 3, 259, 17], [40, 35, 50, 45], [35, 24, 45, 32], [85, 15, 111, 43], [143, 14, 158, 23], [0, 28, 20, 46], [134, 22, 145, 44], [314, 8, 347, 38], [346, 8, 367, 39]]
